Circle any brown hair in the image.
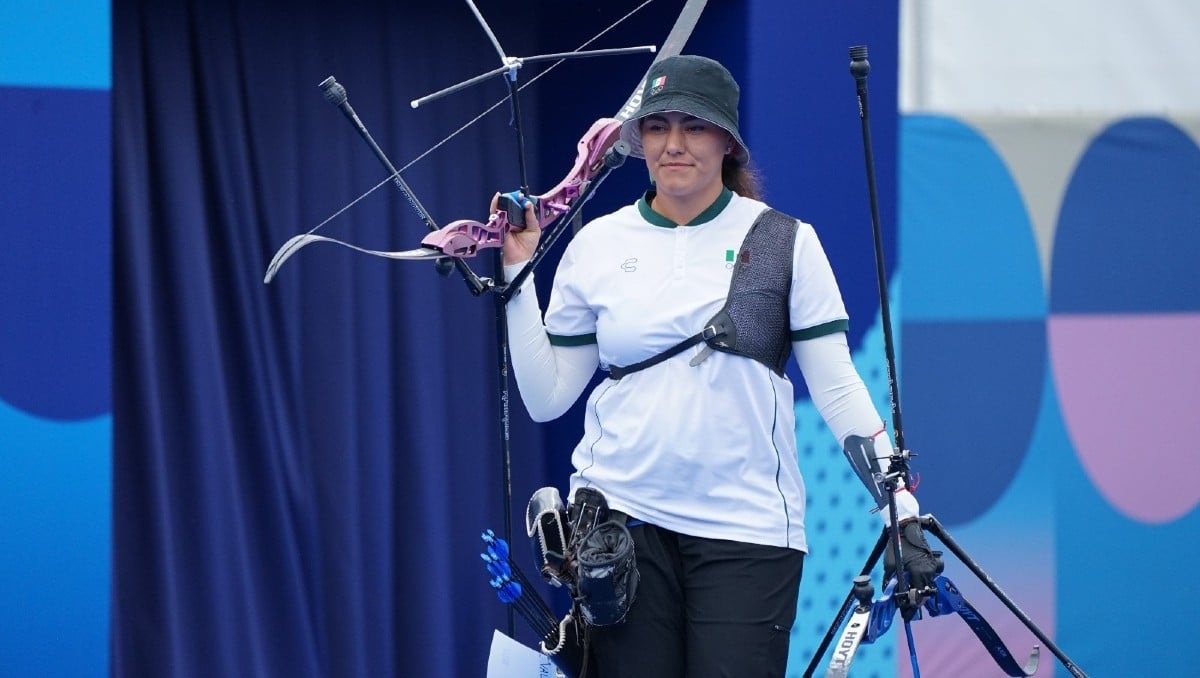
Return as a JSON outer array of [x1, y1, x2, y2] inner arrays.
[[723, 157, 763, 200]]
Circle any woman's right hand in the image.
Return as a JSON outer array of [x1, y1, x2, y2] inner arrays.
[[494, 193, 541, 266]]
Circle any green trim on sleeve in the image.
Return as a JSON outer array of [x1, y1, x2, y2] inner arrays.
[[790, 319, 849, 341], [548, 333, 598, 346]]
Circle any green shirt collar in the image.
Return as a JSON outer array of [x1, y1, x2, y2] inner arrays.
[[637, 187, 733, 228]]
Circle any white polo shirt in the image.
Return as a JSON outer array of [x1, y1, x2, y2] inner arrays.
[[544, 189, 849, 551]]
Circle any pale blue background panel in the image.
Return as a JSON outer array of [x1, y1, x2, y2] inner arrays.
[[0, 1, 111, 88], [0, 402, 111, 676], [900, 115, 1044, 322]]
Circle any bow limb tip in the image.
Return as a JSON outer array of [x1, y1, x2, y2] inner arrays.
[[1020, 645, 1040, 677], [263, 233, 321, 284]]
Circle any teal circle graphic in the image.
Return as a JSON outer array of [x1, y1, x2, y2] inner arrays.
[[899, 115, 1046, 525]]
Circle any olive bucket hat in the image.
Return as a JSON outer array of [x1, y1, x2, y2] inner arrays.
[[619, 55, 749, 164]]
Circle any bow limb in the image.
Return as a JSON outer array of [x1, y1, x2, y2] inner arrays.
[[615, 0, 708, 121], [263, 234, 451, 284], [263, 208, 516, 284], [263, 1, 675, 283]]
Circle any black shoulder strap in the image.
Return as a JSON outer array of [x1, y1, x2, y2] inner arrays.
[[607, 324, 721, 380], [607, 208, 793, 380]]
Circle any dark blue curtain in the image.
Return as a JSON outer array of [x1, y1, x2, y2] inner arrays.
[[111, 1, 569, 675], [112, 0, 745, 674]]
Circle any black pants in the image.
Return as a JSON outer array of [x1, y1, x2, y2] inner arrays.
[[588, 523, 805, 678]]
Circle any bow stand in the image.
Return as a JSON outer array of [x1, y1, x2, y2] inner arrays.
[[801, 45, 1091, 678]]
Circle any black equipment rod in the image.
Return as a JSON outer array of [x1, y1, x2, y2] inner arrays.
[[319, 76, 486, 293], [923, 517, 1091, 677], [493, 250, 515, 637], [848, 44, 912, 618], [848, 46, 905, 455], [506, 75, 532, 202]]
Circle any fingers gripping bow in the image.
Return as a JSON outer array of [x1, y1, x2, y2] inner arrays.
[[425, 118, 625, 256]]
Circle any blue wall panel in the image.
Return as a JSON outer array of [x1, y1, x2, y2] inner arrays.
[[0, 2, 111, 676]]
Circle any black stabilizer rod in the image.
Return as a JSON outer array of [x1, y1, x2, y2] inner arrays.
[[319, 76, 482, 290], [848, 47, 915, 634], [848, 46, 905, 457]]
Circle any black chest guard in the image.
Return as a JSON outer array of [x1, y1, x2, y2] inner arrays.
[[702, 207, 797, 375], [608, 208, 797, 380]]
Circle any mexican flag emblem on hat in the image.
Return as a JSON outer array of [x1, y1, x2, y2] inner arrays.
[[619, 54, 750, 164]]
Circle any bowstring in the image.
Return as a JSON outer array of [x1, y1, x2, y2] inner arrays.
[[301, 0, 656, 239]]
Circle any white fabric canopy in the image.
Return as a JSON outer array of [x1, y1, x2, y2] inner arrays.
[[901, 0, 1200, 114]]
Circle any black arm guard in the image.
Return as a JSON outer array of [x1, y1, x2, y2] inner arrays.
[[843, 434, 888, 510]]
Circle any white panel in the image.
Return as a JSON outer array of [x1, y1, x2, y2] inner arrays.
[[901, 0, 1200, 114]]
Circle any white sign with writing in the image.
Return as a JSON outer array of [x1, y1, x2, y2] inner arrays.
[[486, 630, 559, 678]]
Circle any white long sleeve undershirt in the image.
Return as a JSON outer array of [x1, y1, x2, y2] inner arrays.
[[504, 268, 599, 422], [504, 264, 887, 445]]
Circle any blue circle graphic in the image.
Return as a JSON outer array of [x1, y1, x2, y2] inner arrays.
[[899, 115, 1046, 525], [0, 87, 111, 419]]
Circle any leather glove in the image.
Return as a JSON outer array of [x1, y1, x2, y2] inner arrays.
[[883, 518, 945, 617]]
